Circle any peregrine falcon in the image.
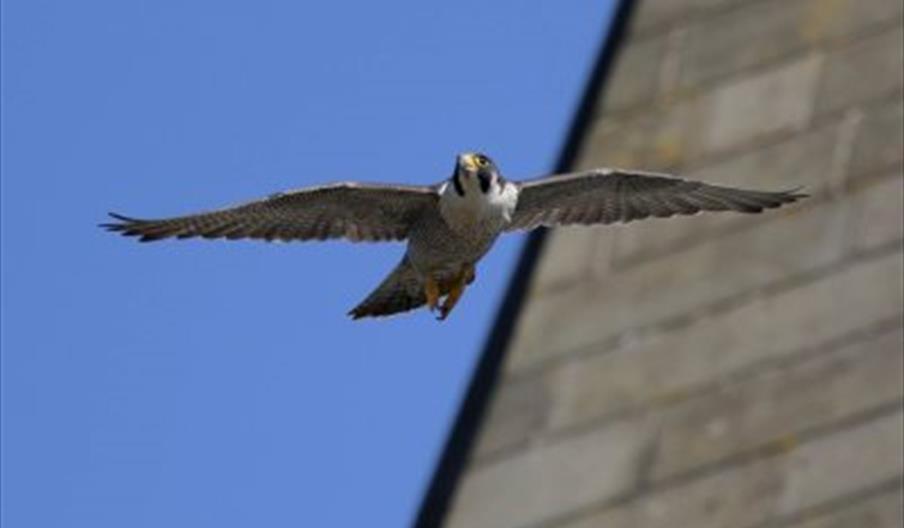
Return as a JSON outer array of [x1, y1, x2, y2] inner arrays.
[[102, 153, 805, 320]]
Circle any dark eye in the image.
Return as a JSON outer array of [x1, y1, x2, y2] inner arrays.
[[475, 155, 489, 167]]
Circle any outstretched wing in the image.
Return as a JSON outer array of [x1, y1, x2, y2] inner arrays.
[[102, 182, 438, 243], [506, 169, 806, 231]]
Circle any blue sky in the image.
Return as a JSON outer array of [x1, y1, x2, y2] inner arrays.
[[1, 1, 615, 526]]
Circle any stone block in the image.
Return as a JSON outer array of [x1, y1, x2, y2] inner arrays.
[[529, 226, 600, 293], [560, 411, 903, 528], [848, 98, 904, 179], [471, 372, 550, 461], [678, 0, 903, 90], [815, 26, 904, 116], [850, 173, 904, 253], [797, 0, 903, 42], [785, 488, 904, 528], [628, 0, 742, 36], [651, 327, 904, 481], [580, 110, 676, 170], [505, 279, 599, 373], [540, 250, 902, 429], [446, 420, 649, 528], [583, 55, 824, 182], [600, 33, 668, 113], [779, 411, 904, 515], [702, 55, 822, 154]]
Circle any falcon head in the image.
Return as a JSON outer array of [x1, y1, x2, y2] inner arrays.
[[452, 152, 502, 197]]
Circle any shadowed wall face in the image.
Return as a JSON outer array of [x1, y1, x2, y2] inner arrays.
[[447, 0, 904, 526]]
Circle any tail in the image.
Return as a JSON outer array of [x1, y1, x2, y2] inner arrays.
[[348, 257, 427, 320]]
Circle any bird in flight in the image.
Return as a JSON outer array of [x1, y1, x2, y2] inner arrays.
[[102, 152, 805, 321]]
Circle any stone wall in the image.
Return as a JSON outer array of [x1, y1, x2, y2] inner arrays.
[[445, 0, 903, 526]]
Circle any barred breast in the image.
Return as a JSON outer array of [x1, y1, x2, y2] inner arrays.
[[406, 207, 502, 278]]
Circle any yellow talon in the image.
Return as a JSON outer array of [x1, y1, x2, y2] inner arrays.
[[437, 264, 474, 321], [424, 276, 440, 313]]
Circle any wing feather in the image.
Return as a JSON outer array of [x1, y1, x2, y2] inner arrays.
[[507, 169, 806, 231], [101, 182, 438, 243]]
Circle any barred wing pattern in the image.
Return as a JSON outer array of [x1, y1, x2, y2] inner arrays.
[[102, 182, 438, 243], [507, 169, 806, 231]]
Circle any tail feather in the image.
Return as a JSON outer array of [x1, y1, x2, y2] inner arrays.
[[348, 257, 427, 319]]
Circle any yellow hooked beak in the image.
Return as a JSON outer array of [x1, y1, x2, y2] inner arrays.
[[460, 153, 478, 171]]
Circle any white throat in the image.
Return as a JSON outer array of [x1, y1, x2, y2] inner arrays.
[[439, 178, 518, 233]]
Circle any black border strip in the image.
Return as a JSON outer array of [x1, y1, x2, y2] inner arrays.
[[413, 2, 638, 526]]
